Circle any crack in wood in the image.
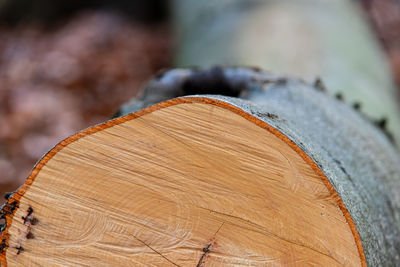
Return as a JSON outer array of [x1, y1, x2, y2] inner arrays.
[[196, 244, 211, 267], [132, 235, 179, 266], [22, 206, 33, 225], [200, 208, 343, 264], [196, 222, 224, 267], [15, 245, 24, 255], [26, 232, 34, 239]]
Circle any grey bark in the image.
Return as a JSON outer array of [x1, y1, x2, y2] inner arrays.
[[118, 67, 400, 266]]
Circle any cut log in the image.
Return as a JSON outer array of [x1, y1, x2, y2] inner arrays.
[[1, 68, 399, 266]]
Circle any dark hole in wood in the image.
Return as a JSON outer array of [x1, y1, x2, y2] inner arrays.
[[182, 66, 242, 97]]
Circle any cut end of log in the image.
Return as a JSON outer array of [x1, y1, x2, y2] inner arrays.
[[0, 97, 365, 266]]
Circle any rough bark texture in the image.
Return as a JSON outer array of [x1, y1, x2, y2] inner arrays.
[[172, 0, 400, 147], [118, 67, 400, 266]]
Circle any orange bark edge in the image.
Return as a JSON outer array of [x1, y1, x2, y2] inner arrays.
[[0, 97, 367, 266]]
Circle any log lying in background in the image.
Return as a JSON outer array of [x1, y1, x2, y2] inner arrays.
[[173, 0, 400, 147], [1, 67, 399, 266]]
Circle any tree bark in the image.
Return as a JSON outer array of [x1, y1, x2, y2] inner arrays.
[[2, 0, 400, 266], [121, 67, 400, 266], [1, 67, 399, 266]]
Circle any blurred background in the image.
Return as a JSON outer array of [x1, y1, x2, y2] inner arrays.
[[0, 0, 171, 197], [0, 0, 399, 201]]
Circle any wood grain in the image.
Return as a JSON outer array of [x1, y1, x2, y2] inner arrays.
[[0, 98, 363, 266]]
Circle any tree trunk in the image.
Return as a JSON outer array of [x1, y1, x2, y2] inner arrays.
[[173, 0, 400, 146], [2, 1, 400, 266], [1, 67, 399, 266]]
